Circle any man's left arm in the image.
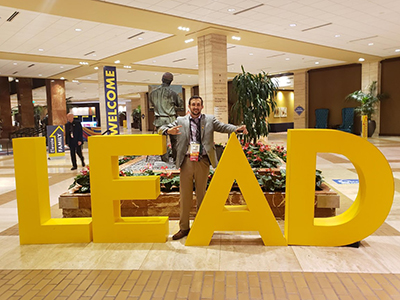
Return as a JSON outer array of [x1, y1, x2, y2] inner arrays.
[[77, 122, 84, 146], [212, 117, 248, 134]]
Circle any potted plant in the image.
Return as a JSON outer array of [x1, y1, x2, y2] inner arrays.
[[346, 81, 388, 137], [232, 66, 279, 143]]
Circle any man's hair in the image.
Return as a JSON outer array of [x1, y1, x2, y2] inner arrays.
[[189, 95, 203, 105]]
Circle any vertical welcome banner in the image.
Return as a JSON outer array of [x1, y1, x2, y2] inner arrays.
[[104, 66, 119, 135]]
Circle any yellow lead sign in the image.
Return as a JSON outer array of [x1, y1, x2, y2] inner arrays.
[[13, 130, 394, 246]]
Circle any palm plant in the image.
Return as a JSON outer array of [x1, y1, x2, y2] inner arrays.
[[346, 81, 387, 120], [232, 66, 278, 143]]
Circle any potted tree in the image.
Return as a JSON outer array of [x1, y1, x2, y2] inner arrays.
[[346, 81, 388, 137], [232, 66, 279, 143]]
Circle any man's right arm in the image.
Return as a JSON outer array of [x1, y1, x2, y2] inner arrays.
[[158, 120, 178, 135]]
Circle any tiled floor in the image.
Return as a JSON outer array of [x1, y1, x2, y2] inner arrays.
[[1, 131, 400, 299]]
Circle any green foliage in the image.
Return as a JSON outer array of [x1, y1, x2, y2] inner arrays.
[[69, 167, 90, 193], [242, 142, 281, 169], [118, 155, 136, 165], [232, 66, 279, 143], [272, 145, 287, 162], [256, 169, 286, 192], [346, 81, 388, 120]]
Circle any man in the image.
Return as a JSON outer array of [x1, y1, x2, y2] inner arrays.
[[149, 72, 183, 162], [65, 113, 85, 170], [159, 96, 247, 240]]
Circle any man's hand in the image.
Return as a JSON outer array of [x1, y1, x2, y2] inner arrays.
[[78, 141, 82, 146], [235, 125, 248, 134], [167, 125, 182, 135]]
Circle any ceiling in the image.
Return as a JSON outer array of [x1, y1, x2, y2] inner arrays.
[[1, 0, 399, 107]]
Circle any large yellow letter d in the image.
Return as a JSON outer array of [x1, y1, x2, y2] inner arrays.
[[285, 129, 394, 246]]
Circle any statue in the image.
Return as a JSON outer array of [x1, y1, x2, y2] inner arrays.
[[149, 72, 183, 162]]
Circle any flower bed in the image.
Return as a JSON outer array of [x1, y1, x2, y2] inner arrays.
[[61, 143, 339, 219]]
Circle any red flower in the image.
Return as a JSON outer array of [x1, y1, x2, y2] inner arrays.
[[256, 157, 262, 162], [247, 150, 252, 155]]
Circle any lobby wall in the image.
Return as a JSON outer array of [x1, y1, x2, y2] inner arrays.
[[308, 64, 362, 134]]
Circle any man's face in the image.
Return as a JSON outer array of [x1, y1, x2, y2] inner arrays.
[[67, 114, 74, 123], [189, 99, 203, 117]]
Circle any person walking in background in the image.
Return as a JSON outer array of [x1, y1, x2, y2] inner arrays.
[[159, 96, 247, 240], [65, 113, 85, 171], [149, 72, 183, 162]]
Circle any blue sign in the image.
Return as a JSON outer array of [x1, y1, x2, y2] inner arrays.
[[332, 179, 359, 184], [295, 106, 305, 116], [47, 125, 65, 156], [104, 66, 119, 135]]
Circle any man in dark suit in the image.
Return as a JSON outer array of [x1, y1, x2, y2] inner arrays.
[[65, 113, 85, 170], [159, 96, 247, 240]]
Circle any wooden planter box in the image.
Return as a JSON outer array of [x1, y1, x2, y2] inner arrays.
[[59, 183, 339, 220]]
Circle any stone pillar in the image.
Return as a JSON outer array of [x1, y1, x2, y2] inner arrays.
[[98, 66, 107, 133], [16, 78, 35, 128], [139, 92, 149, 132], [293, 71, 308, 129], [125, 100, 132, 130], [198, 33, 228, 143], [362, 62, 380, 136], [183, 86, 192, 112], [46, 79, 66, 126], [0, 77, 13, 138]]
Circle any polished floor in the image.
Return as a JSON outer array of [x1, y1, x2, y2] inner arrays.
[[0, 131, 400, 299]]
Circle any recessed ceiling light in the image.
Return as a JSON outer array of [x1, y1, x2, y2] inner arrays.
[[368, 43, 374, 46], [315, 62, 320, 65], [114, 60, 120, 63], [359, 58, 365, 62], [15, 79, 19, 82], [228, 8, 235, 12], [185, 38, 194, 43], [75, 28, 82, 32], [138, 37, 143, 40], [38, 74, 42, 76], [79, 62, 89, 65], [335, 34, 341, 38], [178, 26, 190, 31], [249, 53, 253, 56], [232, 36, 241, 41], [38, 48, 44, 51], [72, 80, 79, 83], [153, 60, 156, 63], [395, 49, 400, 52], [60, 66, 64, 68], [124, 65, 132, 69], [290, 23, 297, 27], [13, 62, 17, 65], [94, 67, 99, 70], [60, 77, 65, 80], [286, 58, 290, 60]]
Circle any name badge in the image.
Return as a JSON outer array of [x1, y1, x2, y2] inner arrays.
[[189, 143, 200, 161]]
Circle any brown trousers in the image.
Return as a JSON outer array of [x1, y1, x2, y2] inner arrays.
[[179, 156, 210, 230]]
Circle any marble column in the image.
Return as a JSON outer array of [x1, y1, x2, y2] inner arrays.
[[125, 100, 132, 130], [46, 79, 66, 125], [0, 77, 13, 138], [183, 86, 192, 112], [293, 71, 308, 129], [139, 92, 149, 132], [98, 66, 107, 133], [362, 62, 380, 136], [198, 33, 228, 143], [16, 78, 35, 128]]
